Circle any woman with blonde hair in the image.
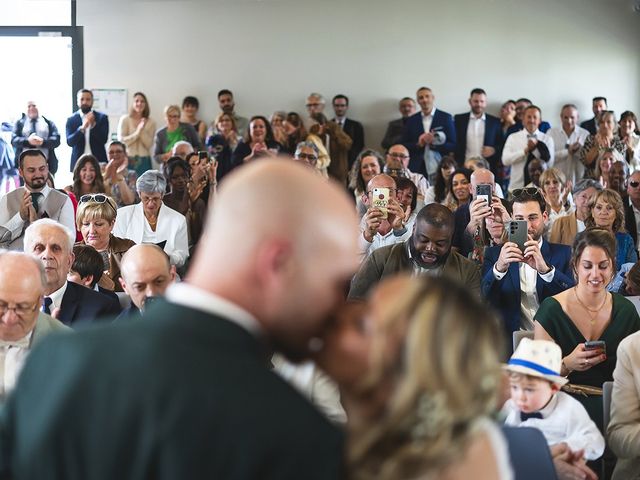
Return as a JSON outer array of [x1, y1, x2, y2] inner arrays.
[[153, 105, 202, 165], [539, 167, 572, 227]]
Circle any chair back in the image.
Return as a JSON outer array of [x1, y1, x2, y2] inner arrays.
[[513, 330, 534, 352], [603, 380, 613, 432]]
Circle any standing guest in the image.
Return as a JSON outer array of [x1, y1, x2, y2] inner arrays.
[[619, 110, 640, 172], [102, 141, 137, 207], [215, 89, 248, 136], [270, 111, 288, 146], [380, 97, 416, 150], [117, 92, 156, 175], [76, 194, 136, 292], [497, 100, 517, 192], [64, 154, 106, 200], [153, 105, 202, 166], [305, 92, 326, 119], [348, 149, 384, 219], [506, 98, 552, 136], [424, 155, 457, 205], [332, 94, 364, 170], [444, 167, 472, 212], [625, 170, 640, 250], [585, 189, 638, 268], [12, 100, 60, 175], [113, 170, 189, 269], [579, 111, 627, 179], [539, 168, 572, 228], [282, 112, 308, 154], [383, 144, 428, 209], [550, 179, 602, 246], [309, 112, 352, 186], [231, 115, 283, 166], [580, 96, 608, 135], [535, 228, 640, 430], [180, 96, 207, 143], [547, 104, 590, 184], [206, 112, 239, 182], [65, 89, 109, 170], [0, 150, 75, 249], [0, 160, 359, 479]]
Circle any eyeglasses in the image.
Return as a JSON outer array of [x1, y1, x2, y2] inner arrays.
[[0, 301, 39, 317], [388, 153, 410, 160], [630, 181, 640, 188], [306, 103, 321, 108], [79, 194, 117, 214], [296, 153, 318, 161], [511, 187, 542, 200], [167, 114, 180, 119]]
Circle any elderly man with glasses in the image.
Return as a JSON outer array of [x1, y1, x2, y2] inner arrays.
[[383, 144, 429, 210], [482, 187, 574, 350]]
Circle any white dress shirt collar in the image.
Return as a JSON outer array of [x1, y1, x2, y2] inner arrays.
[[470, 111, 486, 121], [46, 280, 68, 311]]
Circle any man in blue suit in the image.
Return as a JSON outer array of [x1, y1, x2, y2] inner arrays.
[[402, 86, 456, 179], [482, 188, 574, 348], [65, 89, 109, 171], [454, 88, 503, 172]]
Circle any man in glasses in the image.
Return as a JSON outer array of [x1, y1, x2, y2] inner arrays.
[[0, 149, 74, 250], [384, 144, 428, 209], [482, 188, 573, 350], [624, 170, 640, 251], [0, 251, 69, 397]]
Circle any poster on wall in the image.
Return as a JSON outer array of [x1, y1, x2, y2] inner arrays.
[[92, 89, 128, 116]]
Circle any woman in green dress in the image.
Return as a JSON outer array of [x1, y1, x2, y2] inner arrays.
[[534, 228, 640, 431], [152, 105, 202, 166]]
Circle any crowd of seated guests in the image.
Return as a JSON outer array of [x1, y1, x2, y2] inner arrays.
[[2, 84, 640, 480]]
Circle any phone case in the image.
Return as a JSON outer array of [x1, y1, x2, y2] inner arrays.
[[507, 220, 527, 251], [372, 187, 390, 219]]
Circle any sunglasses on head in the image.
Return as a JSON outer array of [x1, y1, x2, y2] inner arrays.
[[511, 187, 542, 199], [79, 194, 116, 214]]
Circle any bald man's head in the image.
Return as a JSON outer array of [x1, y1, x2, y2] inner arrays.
[[190, 159, 360, 362], [120, 244, 175, 310]]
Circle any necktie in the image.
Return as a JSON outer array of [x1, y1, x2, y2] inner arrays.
[[520, 411, 543, 421], [31, 192, 43, 214], [42, 297, 53, 315], [30, 117, 37, 135]]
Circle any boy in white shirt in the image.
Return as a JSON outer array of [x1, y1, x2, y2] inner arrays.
[[503, 338, 605, 461]]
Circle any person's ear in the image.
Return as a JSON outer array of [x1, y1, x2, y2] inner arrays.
[[81, 275, 94, 288], [551, 383, 561, 394], [119, 277, 129, 295], [169, 265, 177, 282]]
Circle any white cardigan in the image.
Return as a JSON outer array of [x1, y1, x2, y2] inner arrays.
[[113, 202, 189, 267]]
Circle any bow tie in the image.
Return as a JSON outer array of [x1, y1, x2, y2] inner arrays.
[[520, 411, 543, 421], [0, 336, 30, 349]]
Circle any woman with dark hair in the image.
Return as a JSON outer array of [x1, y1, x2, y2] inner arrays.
[[65, 154, 106, 200], [445, 167, 472, 211], [424, 155, 457, 205], [181, 96, 207, 143], [117, 92, 156, 175], [619, 110, 639, 171], [205, 112, 238, 182], [283, 112, 308, 154], [348, 149, 385, 218], [231, 115, 283, 166], [535, 228, 640, 430], [394, 176, 418, 217]]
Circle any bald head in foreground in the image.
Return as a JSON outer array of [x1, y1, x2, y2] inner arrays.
[[0, 160, 360, 480]]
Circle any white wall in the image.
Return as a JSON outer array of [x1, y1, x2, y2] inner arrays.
[[79, 0, 640, 148]]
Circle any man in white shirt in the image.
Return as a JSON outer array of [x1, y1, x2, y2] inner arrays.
[[547, 104, 589, 184], [502, 106, 555, 191], [0, 149, 74, 250], [0, 251, 69, 397]]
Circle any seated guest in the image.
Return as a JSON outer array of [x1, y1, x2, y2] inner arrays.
[[482, 187, 574, 346], [525, 158, 546, 188], [102, 141, 137, 207], [608, 160, 629, 203], [282, 112, 308, 155], [0, 251, 70, 397], [609, 261, 640, 295], [171, 140, 194, 160], [205, 112, 239, 182], [0, 149, 75, 249], [269, 111, 288, 146], [293, 141, 322, 175], [550, 179, 602, 246], [68, 244, 121, 304], [444, 167, 472, 211], [579, 111, 627, 179], [64, 154, 106, 200], [380, 97, 415, 150], [349, 203, 481, 299], [539, 168, 572, 228], [585, 189, 638, 268], [503, 338, 604, 461], [423, 154, 457, 204], [395, 176, 418, 221], [625, 170, 640, 249], [76, 194, 135, 292], [231, 115, 283, 166], [116, 244, 176, 321], [153, 105, 202, 166], [608, 329, 640, 479], [535, 228, 640, 431], [358, 174, 414, 261], [383, 144, 428, 209], [619, 110, 640, 172], [24, 219, 121, 326], [348, 149, 384, 219], [185, 151, 217, 208], [113, 170, 189, 268]]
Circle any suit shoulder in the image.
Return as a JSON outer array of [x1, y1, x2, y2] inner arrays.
[[548, 242, 572, 256]]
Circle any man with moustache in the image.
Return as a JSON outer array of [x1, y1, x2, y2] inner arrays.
[[0, 150, 74, 250], [65, 89, 109, 170], [349, 203, 481, 299]]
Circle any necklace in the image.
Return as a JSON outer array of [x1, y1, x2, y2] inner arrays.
[[573, 287, 608, 325]]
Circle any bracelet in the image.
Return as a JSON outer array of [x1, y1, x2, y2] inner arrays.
[[561, 359, 572, 375]]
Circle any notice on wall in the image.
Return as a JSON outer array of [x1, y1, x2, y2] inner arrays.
[[92, 89, 128, 116]]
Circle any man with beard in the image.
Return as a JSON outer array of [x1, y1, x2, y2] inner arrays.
[[0, 160, 359, 479], [0, 150, 74, 250], [215, 89, 248, 136], [608, 160, 629, 203], [65, 89, 109, 170], [349, 203, 481, 299], [482, 188, 573, 349]]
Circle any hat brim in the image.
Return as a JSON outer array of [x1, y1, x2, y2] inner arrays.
[[503, 363, 569, 386]]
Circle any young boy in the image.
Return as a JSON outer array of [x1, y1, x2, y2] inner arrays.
[[503, 338, 604, 461]]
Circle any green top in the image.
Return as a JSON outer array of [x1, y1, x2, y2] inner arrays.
[[165, 127, 185, 153], [535, 292, 640, 429]]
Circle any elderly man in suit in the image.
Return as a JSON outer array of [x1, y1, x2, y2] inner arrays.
[[381, 97, 416, 151], [0, 159, 359, 479], [65, 89, 109, 170], [0, 251, 69, 397], [23, 219, 121, 326]]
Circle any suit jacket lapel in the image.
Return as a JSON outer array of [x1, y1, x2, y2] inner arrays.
[[536, 241, 551, 298], [59, 283, 79, 326]]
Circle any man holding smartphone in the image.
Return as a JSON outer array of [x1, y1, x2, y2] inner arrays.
[[481, 188, 574, 349]]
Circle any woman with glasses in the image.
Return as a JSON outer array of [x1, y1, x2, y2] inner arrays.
[[113, 170, 189, 269], [293, 141, 321, 172], [76, 194, 135, 292], [153, 105, 202, 166], [579, 111, 626, 179], [117, 92, 156, 176]]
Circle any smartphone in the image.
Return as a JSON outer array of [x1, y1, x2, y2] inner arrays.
[[506, 220, 527, 252], [476, 184, 492, 205], [371, 187, 390, 219], [198, 151, 209, 162], [584, 340, 606, 351]]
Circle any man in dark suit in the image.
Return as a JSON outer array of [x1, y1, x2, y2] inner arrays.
[[0, 160, 360, 479], [11, 101, 60, 174], [23, 219, 120, 327], [332, 94, 364, 170], [482, 189, 574, 347], [454, 88, 502, 171], [381, 97, 416, 150], [505, 98, 552, 136], [625, 170, 640, 248], [580, 96, 608, 135], [65, 88, 109, 171], [402, 86, 456, 179]]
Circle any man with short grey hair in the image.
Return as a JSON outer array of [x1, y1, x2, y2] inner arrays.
[[305, 92, 326, 117], [293, 141, 320, 171], [171, 141, 194, 160], [547, 104, 589, 184]]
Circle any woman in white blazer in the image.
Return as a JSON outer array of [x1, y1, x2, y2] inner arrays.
[[113, 170, 188, 268]]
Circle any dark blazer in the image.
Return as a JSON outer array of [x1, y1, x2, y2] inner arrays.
[[580, 117, 597, 135], [481, 241, 574, 343], [65, 110, 109, 170], [453, 112, 502, 170], [0, 301, 344, 479], [381, 117, 405, 150], [506, 120, 552, 137], [338, 118, 364, 170], [58, 281, 121, 327], [624, 202, 638, 247], [11, 114, 61, 173], [502, 427, 558, 480], [349, 241, 481, 299], [402, 109, 456, 176]]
